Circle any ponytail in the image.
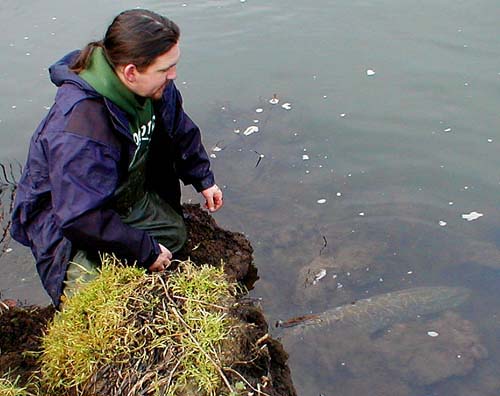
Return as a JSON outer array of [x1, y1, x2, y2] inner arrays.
[[70, 41, 104, 73]]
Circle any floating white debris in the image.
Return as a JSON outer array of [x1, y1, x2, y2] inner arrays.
[[51, 17, 57, 20], [26, 52, 31, 56], [313, 269, 327, 284], [253, 119, 259, 123], [407, 271, 413, 274], [302, 154, 310, 160], [212, 146, 222, 152], [317, 199, 327, 204], [269, 95, 279, 105], [427, 331, 439, 337], [448, 201, 454, 205], [305, 170, 310, 174], [24, 36, 29, 40], [281, 102, 292, 110], [444, 127, 452, 133], [461, 211, 483, 221], [243, 125, 259, 136], [463, 186, 469, 190], [359, 212, 365, 216], [366, 69, 376, 76], [336, 192, 342, 197], [379, 277, 384, 282], [439, 220, 447, 227], [255, 108, 263, 113], [210, 153, 217, 159], [233, 129, 240, 134], [11, 105, 17, 109], [323, 95, 328, 99], [5, 248, 13, 253], [487, 138, 493, 143], [340, 113, 346, 117]]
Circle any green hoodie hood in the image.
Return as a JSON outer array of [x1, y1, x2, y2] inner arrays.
[[79, 47, 153, 136]]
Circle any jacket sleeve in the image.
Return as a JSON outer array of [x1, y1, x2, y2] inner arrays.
[[45, 101, 160, 268], [160, 83, 215, 192]]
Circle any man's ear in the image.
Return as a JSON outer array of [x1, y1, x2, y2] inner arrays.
[[122, 64, 138, 83]]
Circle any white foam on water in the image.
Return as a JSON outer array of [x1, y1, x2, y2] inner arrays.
[[461, 211, 483, 221], [243, 126, 259, 136], [313, 269, 327, 284], [317, 199, 327, 204], [269, 96, 279, 105]]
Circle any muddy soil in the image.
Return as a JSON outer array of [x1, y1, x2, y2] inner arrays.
[[0, 204, 296, 396]]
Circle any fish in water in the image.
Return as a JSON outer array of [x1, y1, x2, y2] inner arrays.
[[281, 286, 470, 336]]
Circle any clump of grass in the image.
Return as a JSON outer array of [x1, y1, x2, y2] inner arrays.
[[39, 255, 245, 396], [0, 375, 33, 396]]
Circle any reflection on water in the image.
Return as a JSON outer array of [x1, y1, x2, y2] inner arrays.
[[1, 0, 499, 394]]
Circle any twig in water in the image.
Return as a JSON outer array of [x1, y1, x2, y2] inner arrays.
[[319, 235, 328, 256], [252, 150, 265, 168]]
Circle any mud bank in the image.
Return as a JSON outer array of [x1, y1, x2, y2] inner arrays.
[[0, 204, 296, 396]]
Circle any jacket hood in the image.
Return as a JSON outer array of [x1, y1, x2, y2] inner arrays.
[[49, 50, 98, 95]]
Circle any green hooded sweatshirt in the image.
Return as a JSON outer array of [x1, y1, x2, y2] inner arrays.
[[79, 47, 155, 166]]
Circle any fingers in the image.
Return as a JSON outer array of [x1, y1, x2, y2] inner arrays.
[[212, 189, 223, 211], [205, 194, 215, 212], [148, 249, 172, 272], [202, 184, 224, 213]]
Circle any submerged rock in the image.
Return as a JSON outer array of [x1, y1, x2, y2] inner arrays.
[[375, 312, 488, 386]]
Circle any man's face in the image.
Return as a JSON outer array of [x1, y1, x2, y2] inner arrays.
[[133, 42, 180, 100]]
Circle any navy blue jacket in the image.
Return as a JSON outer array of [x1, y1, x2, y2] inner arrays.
[[10, 51, 215, 306]]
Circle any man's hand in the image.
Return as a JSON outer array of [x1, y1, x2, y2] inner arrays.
[[148, 244, 172, 272], [201, 184, 223, 212]]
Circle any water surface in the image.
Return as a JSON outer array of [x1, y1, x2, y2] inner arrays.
[[1, 1, 499, 394]]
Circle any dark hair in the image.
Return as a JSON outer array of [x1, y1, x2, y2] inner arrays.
[[71, 9, 180, 73]]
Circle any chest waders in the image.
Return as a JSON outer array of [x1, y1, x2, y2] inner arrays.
[[62, 134, 187, 300]]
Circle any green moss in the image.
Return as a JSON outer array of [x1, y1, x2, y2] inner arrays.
[[39, 255, 241, 396]]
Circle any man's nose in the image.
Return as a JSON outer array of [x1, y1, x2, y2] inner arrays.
[[167, 66, 177, 80]]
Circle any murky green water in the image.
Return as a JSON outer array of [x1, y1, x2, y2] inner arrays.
[[1, 1, 499, 394]]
